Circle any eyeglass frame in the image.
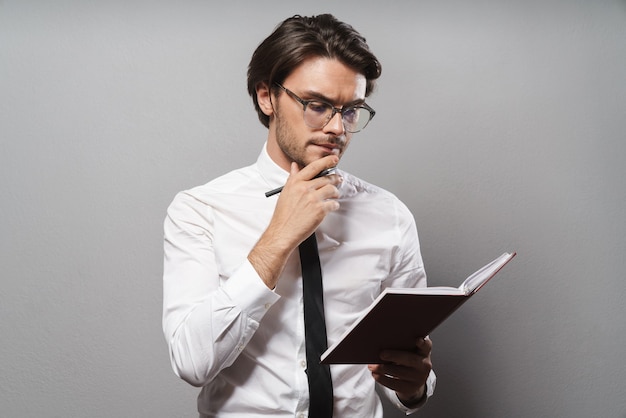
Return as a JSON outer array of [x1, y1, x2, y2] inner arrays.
[[273, 82, 376, 133]]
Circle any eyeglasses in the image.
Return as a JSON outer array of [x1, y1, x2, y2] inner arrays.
[[274, 83, 375, 133]]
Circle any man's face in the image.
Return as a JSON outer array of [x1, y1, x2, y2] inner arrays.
[[266, 57, 367, 171]]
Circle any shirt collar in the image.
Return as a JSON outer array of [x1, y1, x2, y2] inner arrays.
[[257, 142, 289, 190]]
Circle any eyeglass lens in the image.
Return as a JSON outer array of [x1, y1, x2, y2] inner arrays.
[[304, 103, 371, 133]]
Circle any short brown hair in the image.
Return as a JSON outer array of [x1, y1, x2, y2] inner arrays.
[[247, 14, 382, 128]]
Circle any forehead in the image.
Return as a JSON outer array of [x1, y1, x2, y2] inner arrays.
[[282, 57, 367, 103]]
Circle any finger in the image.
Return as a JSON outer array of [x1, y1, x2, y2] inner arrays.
[[322, 198, 340, 213], [415, 336, 432, 356], [298, 155, 339, 181], [283, 177, 340, 218], [308, 173, 342, 194], [309, 183, 341, 214], [369, 371, 420, 395], [368, 365, 426, 397], [374, 361, 431, 383]]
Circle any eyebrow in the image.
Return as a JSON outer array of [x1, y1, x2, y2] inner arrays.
[[300, 89, 366, 107]]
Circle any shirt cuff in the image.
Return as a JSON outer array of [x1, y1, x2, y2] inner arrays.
[[382, 369, 436, 415], [220, 259, 281, 323]]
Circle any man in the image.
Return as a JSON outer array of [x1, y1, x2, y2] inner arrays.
[[163, 14, 436, 417]]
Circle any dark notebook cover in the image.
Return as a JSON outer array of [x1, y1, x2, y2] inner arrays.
[[320, 252, 516, 364]]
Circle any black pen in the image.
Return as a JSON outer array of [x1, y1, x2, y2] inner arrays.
[[265, 168, 337, 198]]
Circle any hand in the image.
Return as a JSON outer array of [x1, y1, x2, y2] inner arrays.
[[248, 155, 341, 288], [270, 155, 342, 245], [368, 337, 433, 406]]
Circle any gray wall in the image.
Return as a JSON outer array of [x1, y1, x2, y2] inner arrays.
[[2, 1, 625, 417]]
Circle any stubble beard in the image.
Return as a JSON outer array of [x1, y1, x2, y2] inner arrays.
[[274, 112, 308, 168], [274, 110, 347, 169]]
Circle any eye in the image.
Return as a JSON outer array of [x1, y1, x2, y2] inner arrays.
[[342, 107, 359, 123], [307, 101, 331, 114]]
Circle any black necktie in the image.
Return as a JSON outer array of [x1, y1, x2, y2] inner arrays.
[[299, 232, 333, 417]]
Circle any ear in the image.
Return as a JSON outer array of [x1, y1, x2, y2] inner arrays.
[[256, 82, 274, 117]]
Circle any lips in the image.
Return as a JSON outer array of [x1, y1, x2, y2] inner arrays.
[[311, 141, 342, 155]]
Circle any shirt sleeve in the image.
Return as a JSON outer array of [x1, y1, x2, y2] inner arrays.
[[382, 198, 427, 290], [162, 191, 280, 387], [379, 370, 437, 414]]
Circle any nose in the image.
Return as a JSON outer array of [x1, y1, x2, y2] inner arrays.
[[322, 111, 345, 136]]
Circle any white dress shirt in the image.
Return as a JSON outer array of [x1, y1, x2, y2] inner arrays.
[[163, 144, 436, 417]]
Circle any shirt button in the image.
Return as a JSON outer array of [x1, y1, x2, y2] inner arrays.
[[264, 302, 271, 310], [300, 360, 306, 368]]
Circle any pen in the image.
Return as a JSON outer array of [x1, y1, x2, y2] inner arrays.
[[265, 168, 337, 198]]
